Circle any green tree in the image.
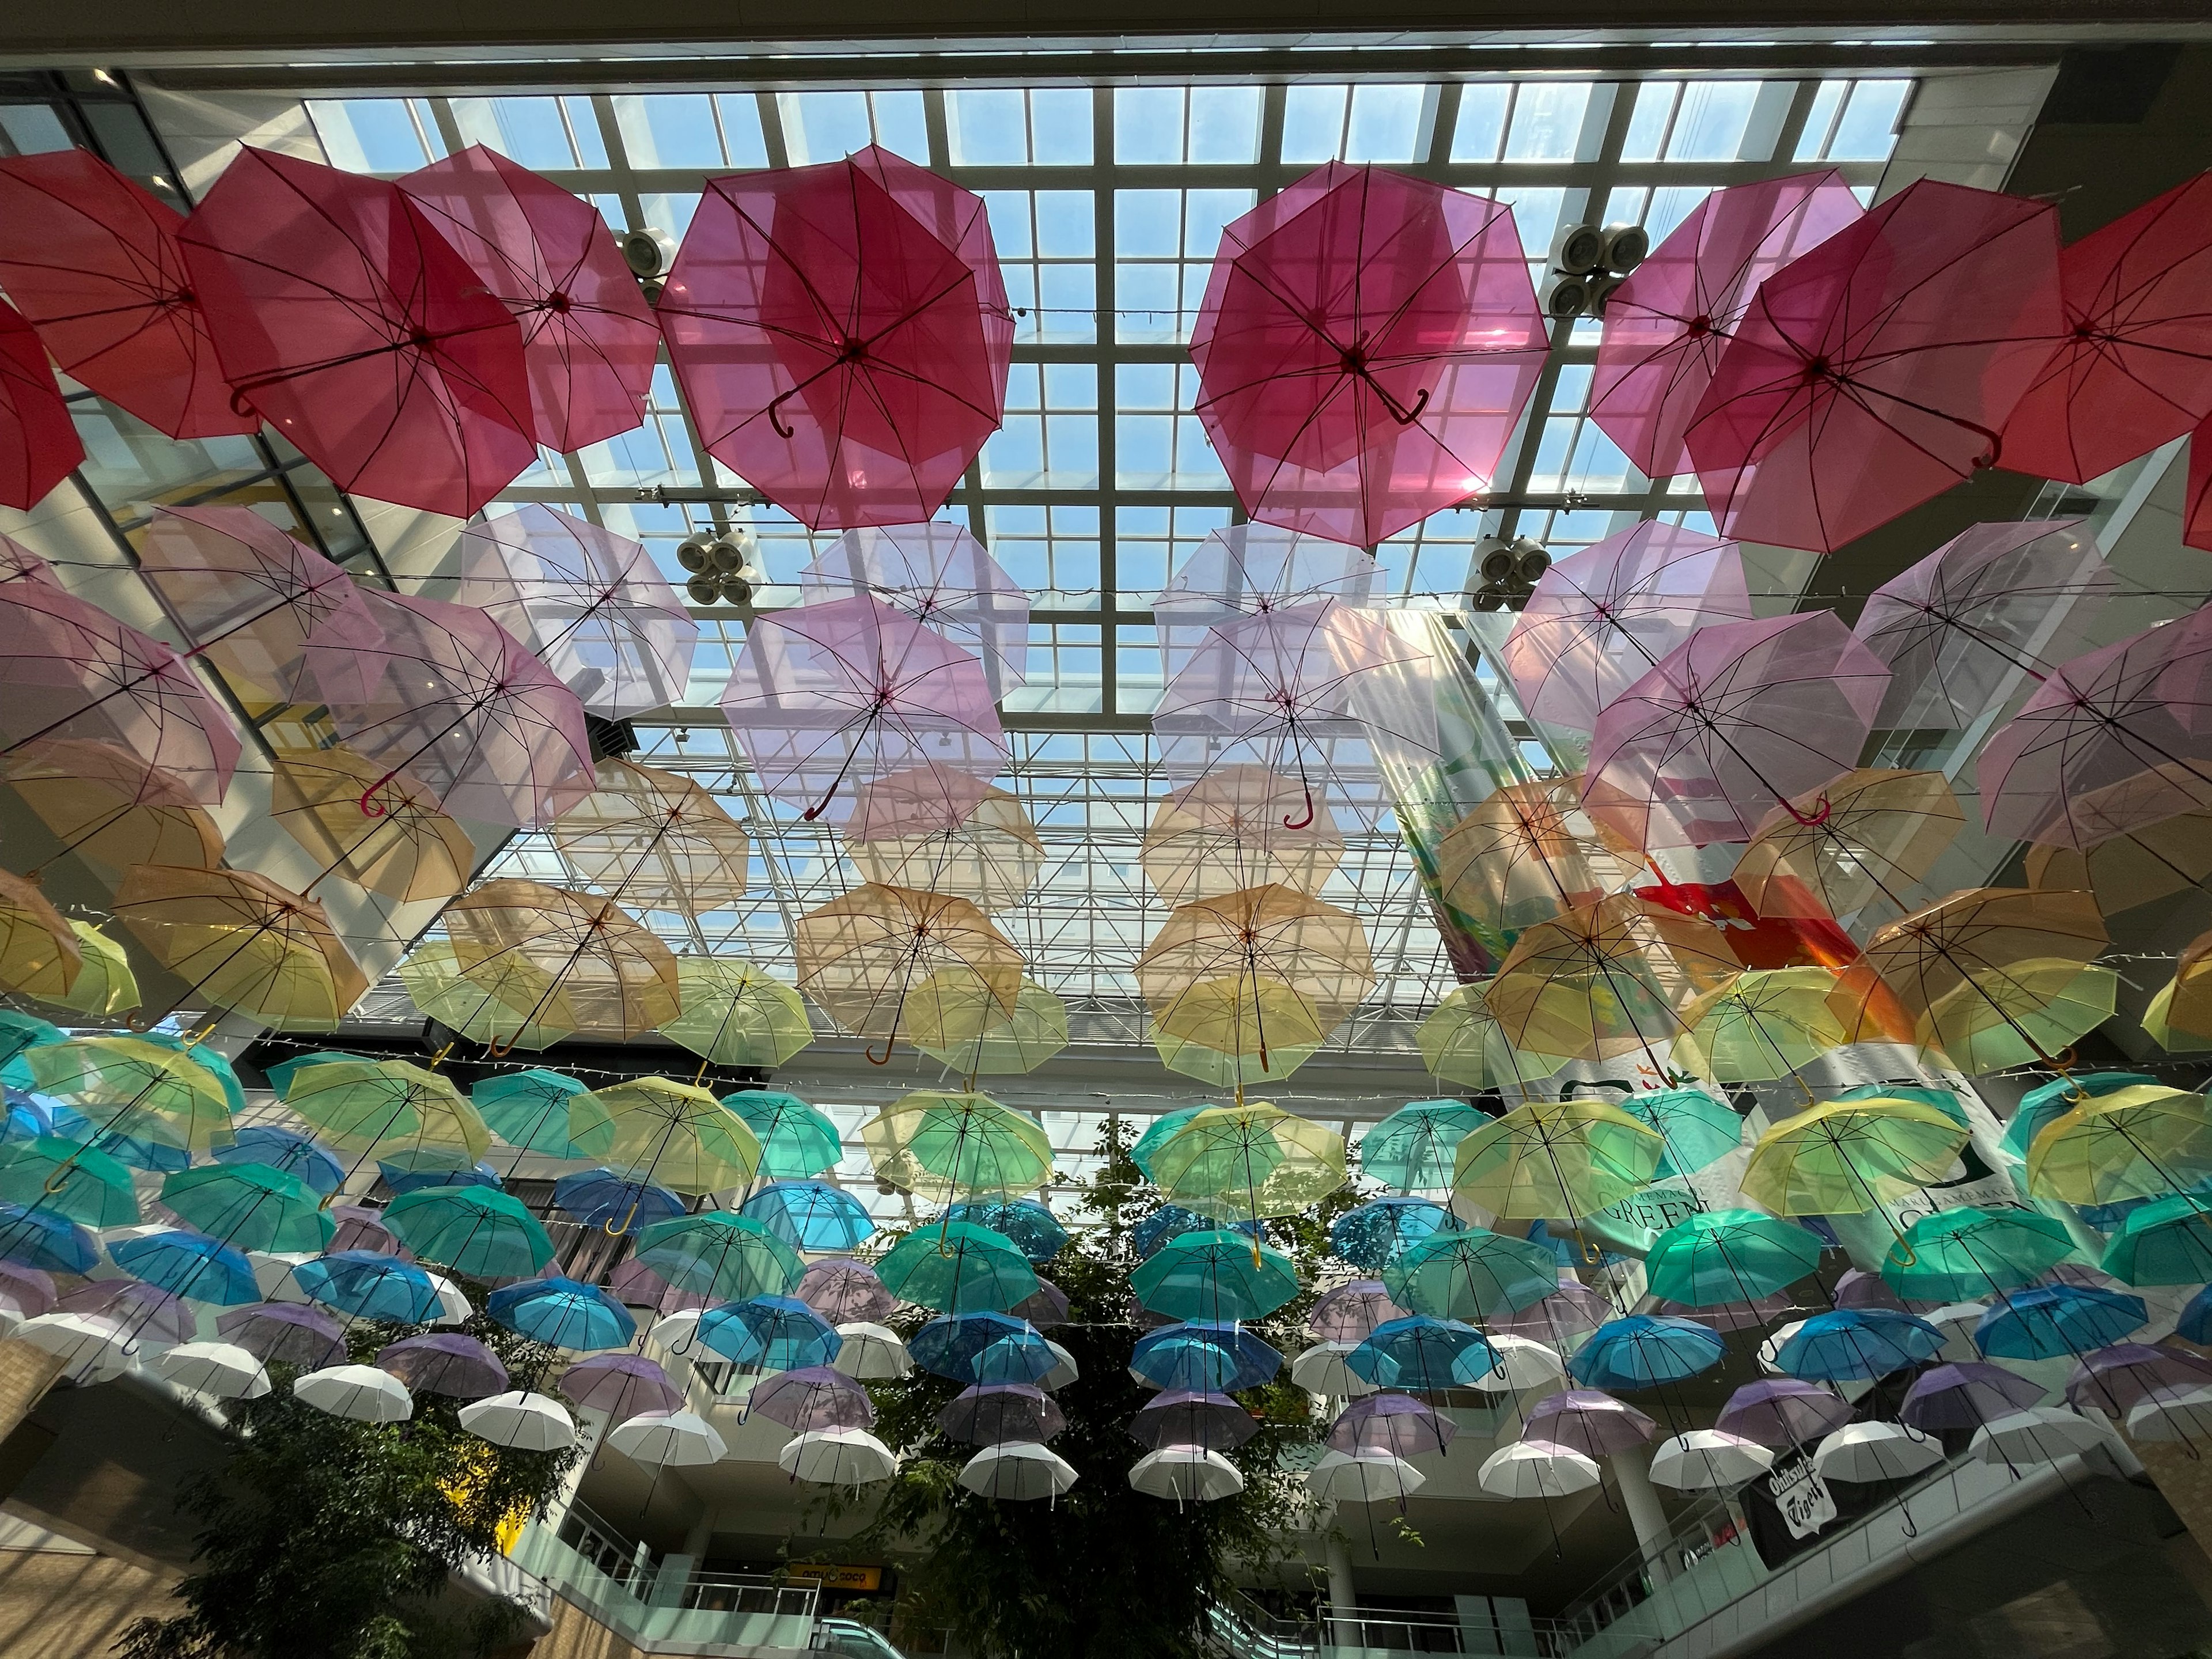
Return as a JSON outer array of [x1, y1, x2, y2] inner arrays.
[[118, 1317, 577, 1659]]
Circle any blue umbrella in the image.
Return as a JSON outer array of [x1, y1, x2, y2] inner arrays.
[[0, 1012, 63, 1084], [944, 1199, 1067, 1265], [1346, 1316, 1497, 1391], [697, 1295, 842, 1372], [86, 1133, 192, 1174], [1330, 1198, 1464, 1272], [1131, 1106, 1213, 1183], [377, 1148, 502, 1195], [1772, 1309, 1944, 1381], [2000, 1072, 2156, 1162], [1130, 1321, 1281, 1392], [294, 1251, 441, 1324], [1, 1088, 55, 1143], [214, 1126, 346, 1196], [109, 1228, 259, 1305], [1133, 1205, 1262, 1259], [1974, 1285, 2148, 1359], [553, 1168, 686, 1231], [912, 1313, 1054, 1385], [262, 1050, 369, 1097], [487, 1276, 635, 1351], [741, 1181, 876, 1253], [0, 1199, 97, 1274], [2181, 1284, 2212, 1346], [1568, 1316, 1726, 1389]]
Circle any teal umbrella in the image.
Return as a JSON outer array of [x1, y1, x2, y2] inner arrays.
[[1131, 1105, 1213, 1183], [1358, 1100, 1487, 1194], [262, 1051, 369, 1097], [2000, 1072, 2154, 1162], [876, 1221, 1038, 1315], [1645, 1210, 1823, 1307], [1880, 1207, 2077, 1303], [634, 1212, 804, 1302], [472, 1068, 596, 1158], [1619, 1089, 1745, 1179], [1382, 1227, 1559, 1320], [0, 1135, 138, 1228], [384, 1186, 555, 1280], [0, 1011, 63, 1091], [1831, 1081, 1968, 1129], [1132, 1229, 1301, 1322], [723, 1089, 842, 1180], [137, 1032, 248, 1117], [161, 1162, 334, 1254], [2100, 1195, 2212, 1287]]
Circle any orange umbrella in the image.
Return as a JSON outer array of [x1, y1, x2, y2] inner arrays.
[[792, 882, 1023, 1062], [0, 869, 81, 1001], [1733, 768, 1963, 922], [551, 759, 750, 916], [845, 778, 1043, 914], [0, 738, 224, 878], [1140, 766, 1346, 908], [1484, 893, 1740, 1065], [1136, 884, 1373, 1073], [266, 745, 475, 904], [2145, 930, 2212, 1053], [442, 878, 680, 1044], [2025, 809, 2212, 917], [111, 865, 368, 1028], [1433, 775, 1640, 935]]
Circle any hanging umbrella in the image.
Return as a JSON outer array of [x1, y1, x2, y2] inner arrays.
[[1190, 162, 1547, 547], [1151, 524, 1380, 677], [1346, 1315, 1497, 1391], [2102, 1195, 2212, 1286], [1132, 1389, 1259, 1452], [697, 1295, 841, 1373], [1134, 1230, 1301, 1323], [801, 521, 1030, 700], [605, 1409, 725, 1468], [1133, 1204, 1255, 1260], [153, 1340, 271, 1400], [795, 886, 1022, 1058], [741, 1181, 876, 1255], [1483, 895, 1740, 1064], [37, 923, 137, 1021], [942, 1199, 1067, 1266], [566, 1075, 757, 1198], [382, 1187, 554, 1281], [1130, 1445, 1245, 1503], [781, 1428, 899, 1487], [1147, 1101, 1346, 1222], [1683, 179, 2061, 552], [22, 1036, 232, 1158], [458, 1391, 578, 1452], [1140, 886, 1374, 1074], [294, 1363, 415, 1424], [2006, 1070, 2167, 1159], [2067, 1342, 2212, 1418], [112, 865, 368, 1030], [858, 1091, 1052, 1205], [661, 960, 815, 1071], [912, 979, 1069, 1078], [1679, 969, 1856, 1088], [1811, 1421, 1942, 1484], [1645, 1211, 1823, 1308], [398, 941, 577, 1054], [876, 1221, 1038, 1315], [397, 145, 659, 454], [1290, 1341, 1379, 1397], [1968, 1407, 2111, 1467], [1434, 776, 1642, 938], [12, 1313, 132, 1382], [217, 1302, 347, 1371], [0, 1137, 135, 1228], [0, 1202, 98, 1275], [282, 1059, 491, 1164], [109, 1229, 260, 1306], [794, 1258, 896, 1327], [847, 782, 1044, 918], [488, 1276, 636, 1353], [1616, 1089, 1743, 1180], [0, 877, 82, 1008], [1142, 767, 1348, 911], [1771, 1309, 1945, 1381], [176, 146, 534, 516], [1582, 611, 1891, 853], [747, 1365, 875, 1434], [2028, 817, 2212, 922], [1479, 1441, 1601, 1499], [2027, 1085, 2212, 1206], [264, 747, 474, 907], [1153, 1023, 1325, 1092], [1733, 768, 1965, 923], [1880, 1206, 2077, 1303], [1740, 1097, 1968, 1216], [1359, 1101, 1490, 1196], [0, 738, 224, 882], [1569, 1316, 1726, 1391], [1450, 1097, 1663, 1221], [632, 1212, 803, 1303], [0, 1262, 54, 1319], [0, 298, 79, 510], [376, 1149, 500, 1195], [1381, 1228, 1558, 1322], [569, 1354, 696, 1427], [0, 535, 55, 586], [294, 1252, 442, 1325], [471, 1069, 592, 1160], [1649, 1430, 1774, 1492], [552, 1169, 684, 1232], [2127, 1387, 2212, 1444], [160, 1162, 332, 1255], [554, 760, 749, 916], [1131, 1323, 1282, 1392], [376, 1333, 509, 1401], [1900, 1362, 2046, 1433], [912, 1313, 1055, 1387], [1309, 1281, 1409, 1344], [1309, 1449, 1425, 1506], [1523, 1388, 1658, 1457], [1715, 1378, 1855, 1449], [939, 1382, 1065, 1446], [1329, 1199, 1463, 1273], [1414, 984, 1568, 1092], [1919, 958, 2117, 1077], [1975, 1284, 2147, 1359], [1469, 1335, 1567, 1392]]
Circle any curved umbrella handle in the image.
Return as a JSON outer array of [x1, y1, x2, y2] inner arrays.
[[1779, 793, 1832, 828], [357, 771, 399, 819]]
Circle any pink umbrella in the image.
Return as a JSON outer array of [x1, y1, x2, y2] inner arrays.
[[1524, 1388, 1657, 1456], [0, 534, 59, 587], [661, 146, 1012, 531], [558, 1352, 685, 1422], [0, 150, 259, 441], [137, 505, 388, 705], [797, 521, 1029, 700], [795, 1256, 897, 1325], [1684, 180, 2062, 553], [1977, 609, 2212, 850], [2001, 172, 2212, 486], [177, 147, 536, 518], [1153, 600, 1442, 830], [608, 1255, 713, 1315], [1853, 517, 2115, 732], [1153, 522, 1380, 679], [1498, 522, 1755, 734], [1192, 163, 1549, 548], [433, 505, 697, 719], [719, 593, 1007, 824], [0, 581, 241, 804], [1589, 172, 1862, 480], [1, 297, 81, 512], [1582, 610, 1891, 852], [399, 145, 660, 454], [301, 589, 593, 830]]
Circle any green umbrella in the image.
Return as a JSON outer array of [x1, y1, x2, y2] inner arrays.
[[859, 1091, 1053, 1204], [161, 1162, 333, 1254], [1382, 1227, 1560, 1320], [1150, 1102, 1345, 1220], [632, 1212, 804, 1302], [724, 1090, 842, 1181], [1132, 1229, 1301, 1322], [1619, 1088, 1745, 1179], [1359, 1100, 1488, 1194], [2100, 1195, 2212, 1287], [1879, 1206, 2077, 1302], [472, 1069, 597, 1158], [1645, 1210, 1824, 1307], [1131, 1105, 1213, 1184], [384, 1187, 555, 1280], [876, 1220, 1039, 1315], [0, 1135, 137, 1228]]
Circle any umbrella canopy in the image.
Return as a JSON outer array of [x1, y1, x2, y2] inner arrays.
[[1899, 1362, 2046, 1433], [441, 879, 681, 1041], [1741, 1097, 1968, 1217], [112, 865, 368, 1031], [741, 1181, 875, 1255], [383, 1187, 554, 1281], [912, 1313, 1055, 1387], [1569, 1316, 1726, 1391], [294, 1252, 442, 1325], [568, 1077, 759, 1196], [1618, 1089, 1743, 1180], [376, 1333, 509, 1401], [0, 738, 224, 885], [160, 1162, 331, 1256], [2027, 1085, 2212, 1206], [552, 1169, 684, 1234], [1969, 1407, 2111, 1467], [1772, 1309, 1945, 1381], [397, 941, 577, 1054], [263, 747, 472, 908], [1479, 1441, 1601, 1499], [559, 1354, 686, 1423], [110, 1229, 259, 1305], [795, 886, 1022, 1052], [941, 1200, 1067, 1267], [802, 521, 1030, 701], [1415, 984, 1568, 1092], [1450, 1097, 1664, 1221], [458, 1391, 577, 1452], [295, 1364, 414, 1424], [0, 1137, 137, 1229], [1483, 895, 1740, 1064], [1645, 1211, 1823, 1308], [912, 978, 1069, 1078], [1716, 1378, 1855, 1448], [746, 1364, 875, 1433], [720, 1090, 842, 1183], [1853, 887, 2109, 1057], [1434, 775, 1642, 939], [1381, 1228, 1558, 1322], [1329, 1199, 1463, 1274], [2101, 1195, 2212, 1286], [1309, 1448, 1426, 1506], [1289, 1340, 1378, 1398], [0, 1203, 99, 1275], [1734, 768, 1966, 924], [606, 1410, 725, 1468], [859, 1091, 1052, 1206], [847, 782, 1044, 920], [1812, 1421, 1943, 1484], [2146, 938, 2212, 1054], [0, 298, 79, 509], [876, 1221, 1039, 1315], [545, 753, 752, 910], [795, 1259, 897, 1327], [153, 1340, 271, 1401], [1650, 1430, 1775, 1493], [634, 1213, 804, 1304], [1974, 1285, 2147, 1359], [1131, 1322, 1282, 1393], [660, 960, 815, 1072], [283, 1059, 491, 1163], [23, 1036, 232, 1156], [1134, 1230, 1301, 1323], [1138, 885, 1375, 1070], [1680, 969, 1855, 1086], [1524, 1388, 1658, 1457], [1309, 1281, 1409, 1344], [696, 1295, 840, 1372], [781, 1429, 899, 1487], [1147, 1101, 1346, 1222], [1346, 1316, 1497, 1392], [1359, 1100, 1492, 1195], [216, 1302, 347, 1370], [1130, 1445, 1245, 1503], [2067, 1342, 2212, 1418], [1882, 1207, 2078, 1303], [1141, 767, 1347, 912], [2127, 1387, 2212, 1444], [1132, 1389, 1259, 1452], [488, 1276, 636, 1353], [1190, 162, 1547, 547], [470, 1069, 592, 1160], [939, 1382, 1065, 1446]]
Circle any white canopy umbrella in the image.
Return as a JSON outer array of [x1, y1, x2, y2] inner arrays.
[[2126, 1385, 2212, 1444], [153, 1340, 271, 1400], [296, 1363, 413, 1423], [831, 1323, 912, 1380], [1038, 1339, 1079, 1393], [780, 1429, 898, 1486], [607, 1409, 726, 1467], [459, 1391, 577, 1451], [1969, 1407, 2110, 1466], [1812, 1421, 1942, 1483], [1478, 1440, 1600, 1499], [422, 1271, 473, 1328], [249, 1251, 316, 1303], [1290, 1342, 1377, 1398], [647, 1309, 704, 1357], [959, 1442, 1078, 1501], [1130, 1446, 1245, 1502], [1923, 1303, 1990, 1364], [16, 1312, 134, 1383], [0, 1296, 28, 1340], [1469, 1335, 1565, 1392], [1649, 1430, 1774, 1492], [1307, 1449, 1425, 1505]]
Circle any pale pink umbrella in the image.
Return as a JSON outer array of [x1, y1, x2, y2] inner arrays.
[[1153, 600, 1441, 830], [300, 589, 593, 830], [0, 533, 59, 586], [797, 521, 1029, 700], [1153, 522, 1381, 680], [1853, 518, 2115, 732], [1582, 610, 1891, 852], [399, 145, 660, 454], [432, 505, 697, 719], [0, 580, 241, 805], [1498, 522, 1755, 734], [720, 593, 1007, 825], [1589, 172, 1862, 480], [1977, 609, 2212, 850]]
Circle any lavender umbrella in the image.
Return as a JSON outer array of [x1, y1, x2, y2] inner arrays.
[[1151, 522, 1380, 680], [59, 1279, 196, 1347], [938, 1382, 1065, 1446], [559, 1353, 684, 1424], [1488, 1277, 1610, 1351], [798, 522, 1030, 702], [749, 1365, 875, 1434], [1308, 1281, 1408, 1343], [0, 1261, 55, 1316], [1329, 1393, 1457, 1459], [1009, 1277, 1070, 1331], [1524, 1389, 1657, 1457], [329, 1205, 406, 1257], [216, 1301, 347, 1370], [2066, 1342, 2212, 1418], [1128, 1389, 1259, 1452], [1715, 1378, 1855, 1449], [1832, 1269, 1911, 1313], [795, 1258, 896, 1327], [376, 1332, 508, 1400], [1899, 1362, 2046, 1432], [607, 1256, 714, 1316]]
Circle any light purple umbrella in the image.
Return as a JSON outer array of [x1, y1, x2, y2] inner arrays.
[[1152, 522, 1380, 680], [1010, 1277, 1070, 1331], [329, 1206, 406, 1257], [217, 1301, 348, 1370], [1900, 1362, 2045, 1432], [750, 1365, 875, 1434], [1524, 1389, 1657, 1457], [796, 1259, 896, 1327], [938, 1382, 1062, 1446], [0, 1261, 56, 1316], [1488, 1278, 1609, 1350], [1128, 1388, 1259, 1452], [559, 1353, 685, 1423], [1309, 1281, 1408, 1344], [376, 1332, 509, 1400], [1715, 1378, 1855, 1449], [2066, 1342, 2212, 1418], [1832, 1269, 1911, 1313], [60, 1279, 196, 1347], [1499, 523, 1755, 734], [608, 1256, 713, 1316], [800, 521, 1030, 701], [1329, 1393, 1457, 1459]]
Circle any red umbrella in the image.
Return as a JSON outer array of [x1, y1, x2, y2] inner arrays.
[[0, 150, 258, 441], [2192, 416, 2212, 555], [1590, 171, 1862, 480], [399, 145, 660, 454], [660, 146, 1012, 531], [0, 297, 81, 512], [2001, 172, 2212, 486], [1191, 163, 1548, 549], [1684, 180, 2062, 553], [176, 147, 536, 518]]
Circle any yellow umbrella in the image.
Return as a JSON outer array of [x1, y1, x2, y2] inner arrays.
[[1919, 959, 2118, 1075], [1679, 967, 1856, 1088], [913, 976, 1069, 1077], [1434, 775, 1640, 935], [283, 1058, 494, 1162], [444, 879, 680, 1044], [1152, 1026, 1323, 1089], [1733, 768, 1963, 921], [1415, 983, 1572, 1090], [1137, 884, 1373, 1073], [1449, 1098, 1662, 1220], [846, 781, 1044, 914], [793, 883, 1023, 1059], [0, 870, 81, 1002], [568, 1077, 760, 1196], [1149, 1101, 1345, 1220], [657, 956, 814, 1070], [551, 759, 751, 916], [2027, 1085, 2212, 1207], [41, 922, 139, 1020], [2142, 930, 2212, 1054], [1484, 894, 1738, 1065], [1140, 767, 1346, 908], [266, 745, 476, 905], [24, 1035, 233, 1154], [1740, 1098, 1967, 1216], [0, 738, 224, 878], [397, 941, 578, 1052], [111, 865, 368, 1029]]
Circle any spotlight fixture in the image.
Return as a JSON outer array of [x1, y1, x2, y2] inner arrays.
[[1540, 221, 1651, 321], [1468, 535, 1552, 611]]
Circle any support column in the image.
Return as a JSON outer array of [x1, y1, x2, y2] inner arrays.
[[1613, 1444, 1675, 1577], [1323, 1527, 1357, 1652], [650, 1502, 719, 1608]]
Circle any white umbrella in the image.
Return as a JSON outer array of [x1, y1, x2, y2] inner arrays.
[[831, 1323, 912, 1380], [1478, 1440, 1600, 1499], [1307, 1449, 1425, 1505], [296, 1363, 413, 1423], [607, 1409, 726, 1467], [423, 1272, 473, 1328], [1649, 1430, 1774, 1492], [959, 1442, 1078, 1501], [1755, 1320, 1803, 1376], [780, 1428, 897, 1486], [1969, 1406, 2109, 1466], [1469, 1334, 1565, 1392], [1038, 1339, 1079, 1393], [459, 1390, 577, 1451], [2127, 1385, 2212, 1444], [647, 1309, 704, 1357], [1130, 1446, 1244, 1502], [1289, 1342, 1377, 1397], [1923, 1302, 1990, 1363], [152, 1340, 271, 1400], [16, 1312, 134, 1383], [249, 1251, 315, 1302], [1812, 1421, 1942, 1483], [0, 1296, 26, 1339]]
